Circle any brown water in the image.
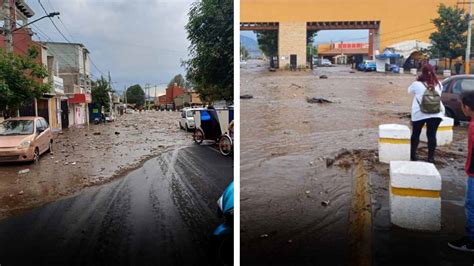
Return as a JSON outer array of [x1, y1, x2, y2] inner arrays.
[[241, 60, 472, 265]]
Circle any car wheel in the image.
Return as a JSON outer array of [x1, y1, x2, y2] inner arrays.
[[179, 122, 183, 130], [193, 129, 204, 144], [445, 108, 459, 125], [33, 148, 40, 163], [219, 135, 233, 156]]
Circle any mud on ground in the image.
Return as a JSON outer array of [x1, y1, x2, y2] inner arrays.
[[0, 111, 189, 219], [240, 60, 472, 265]]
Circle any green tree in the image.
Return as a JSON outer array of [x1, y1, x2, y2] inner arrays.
[[126, 84, 145, 106], [168, 74, 186, 88], [0, 46, 50, 114], [430, 4, 472, 67], [240, 45, 249, 60], [254, 30, 278, 57], [91, 76, 111, 112], [184, 0, 233, 102]]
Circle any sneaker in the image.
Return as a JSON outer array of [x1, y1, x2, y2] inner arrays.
[[448, 237, 474, 252]]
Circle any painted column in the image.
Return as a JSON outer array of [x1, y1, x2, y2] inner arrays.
[[278, 21, 307, 69], [368, 29, 374, 59]]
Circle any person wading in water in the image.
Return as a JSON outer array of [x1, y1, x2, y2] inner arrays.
[[408, 63, 445, 163]]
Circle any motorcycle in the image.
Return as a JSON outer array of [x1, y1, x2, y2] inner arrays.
[[211, 181, 233, 265]]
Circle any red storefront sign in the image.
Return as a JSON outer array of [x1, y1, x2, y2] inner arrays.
[[68, 93, 92, 104]]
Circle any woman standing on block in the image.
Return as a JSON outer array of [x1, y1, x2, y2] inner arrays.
[[408, 63, 445, 163]]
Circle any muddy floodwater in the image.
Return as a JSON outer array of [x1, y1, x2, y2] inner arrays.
[[0, 111, 188, 219], [240, 60, 473, 265]]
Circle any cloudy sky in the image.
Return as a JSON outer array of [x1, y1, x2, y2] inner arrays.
[[26, 0, 194, 95]]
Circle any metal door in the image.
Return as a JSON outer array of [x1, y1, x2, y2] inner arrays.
[[290, 54, 297, 70]]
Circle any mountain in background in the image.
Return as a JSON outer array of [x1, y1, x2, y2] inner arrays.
[[240, 35, 262, 58]]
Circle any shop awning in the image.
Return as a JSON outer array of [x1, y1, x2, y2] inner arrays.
[[68, 93, 91, 104]]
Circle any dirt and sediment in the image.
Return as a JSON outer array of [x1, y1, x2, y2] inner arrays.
[[0, 111, 188, 219], [240, 59, 472, 265]]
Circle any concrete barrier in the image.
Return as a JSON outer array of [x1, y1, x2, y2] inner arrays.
[[443, 70, 451, 77], [420, 117, 454, 146], [379, 124, 411, 163], [410, 68, 417, 75], [390, 161, 441, 231]]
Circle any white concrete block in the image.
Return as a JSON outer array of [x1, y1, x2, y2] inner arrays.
[[389, 161, 441, 231], [379, 124, 411, 163], [420, 117, 454, 146]]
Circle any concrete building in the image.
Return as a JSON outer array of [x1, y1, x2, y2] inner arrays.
[[241, 0, 459, 68], [43, 42, 92, 127], [318, 42, 369, 64], [0, 0, 65, 131], [173, 89, 203, 110]]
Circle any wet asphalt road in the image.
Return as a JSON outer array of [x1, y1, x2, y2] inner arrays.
[[0, 145, 233, 266]]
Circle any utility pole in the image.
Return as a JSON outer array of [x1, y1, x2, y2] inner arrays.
[[3, 0, 12, 53], [466, 1, 473, 74]]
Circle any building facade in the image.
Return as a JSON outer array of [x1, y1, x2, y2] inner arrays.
[[0, 0, 64, 131], [43, 42, 92, 127], [241, 0, 459, 68]]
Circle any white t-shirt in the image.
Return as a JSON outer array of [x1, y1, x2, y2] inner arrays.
[[408, 81, 445, 122]]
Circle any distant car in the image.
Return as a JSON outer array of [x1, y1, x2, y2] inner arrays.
[[0, 117, 53, 163], [441, 75, 474, 123], [320, 59, 333, 67], [179, 108, 197, 131], [359, 60, 376, 72], [125, 108, 135, 114]]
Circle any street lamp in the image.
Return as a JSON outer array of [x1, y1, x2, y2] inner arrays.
[[12, 12, 60, 33]]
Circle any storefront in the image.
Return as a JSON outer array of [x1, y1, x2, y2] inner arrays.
[[68, 93, 91, 126]]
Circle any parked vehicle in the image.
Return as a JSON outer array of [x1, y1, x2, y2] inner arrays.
[[358, 60, 376, 72], [179, 108, 197, 131], [441, 74, 474, 122], [212, 181, 233, 264], [218, 106, 234, 156], [320, 58, 333, 67], [0, 117, 53, 163]]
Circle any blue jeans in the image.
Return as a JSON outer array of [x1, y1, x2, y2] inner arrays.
[[466, 177, 474, 241]]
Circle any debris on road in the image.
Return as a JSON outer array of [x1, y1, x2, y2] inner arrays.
[[114, 131, 120, 135], [18, 169, 30, 175], [18, 190, 24, 195], [306, 97, 333, 104], [93, 132, 101, 135], [291, 83, 303, 88], [321, 200, 330, 207], [241, 94, 254, 99], [319, 75, 328, 79], [326, 158, 335, 168], [260, 234, 269, 238]]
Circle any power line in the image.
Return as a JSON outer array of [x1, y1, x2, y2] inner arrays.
[[44, 0, 75, 43], [33, 2, 107, 80], [37, 0, 72, 43]]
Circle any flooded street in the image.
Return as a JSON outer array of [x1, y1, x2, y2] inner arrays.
[[240, 60, 473, 265], [0, 111, 188, 219], [0, 145, 233, 265]]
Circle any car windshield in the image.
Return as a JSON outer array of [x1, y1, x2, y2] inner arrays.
[[186, 111, 195, 117], [0, 120, 34, 136]]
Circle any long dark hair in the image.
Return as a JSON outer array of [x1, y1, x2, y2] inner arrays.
[[417, 63, 439, 89]]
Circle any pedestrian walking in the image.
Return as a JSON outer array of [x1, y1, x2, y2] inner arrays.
[[408, 64, 445, 163], [455, 61, 463, 75], [448, 89, 474, 252]]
